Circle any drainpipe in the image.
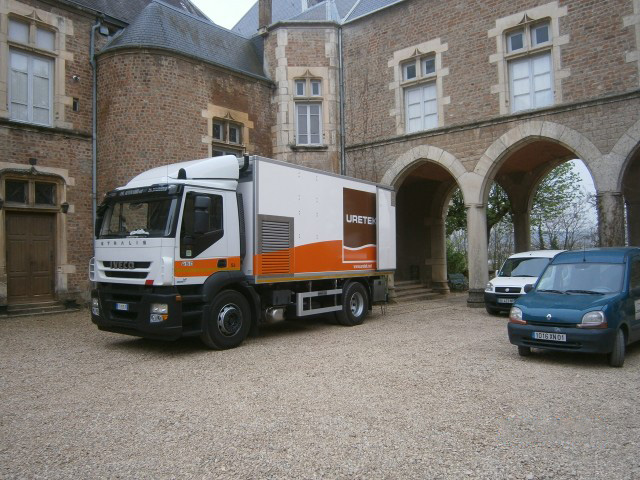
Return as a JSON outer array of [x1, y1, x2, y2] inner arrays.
[[90, 20, 101, 231], [90, 20, 109, 231], [338, 25, 346, 176]]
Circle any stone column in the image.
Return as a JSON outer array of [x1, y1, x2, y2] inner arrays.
[[430, 217, 450, 293], [627, 200, 640, 246], [512, 208, 531, 253], [466, 203, 489, 307], [597, 192, 625, 247]]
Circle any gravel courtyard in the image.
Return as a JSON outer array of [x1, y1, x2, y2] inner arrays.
[[1, 294, 639, 479]]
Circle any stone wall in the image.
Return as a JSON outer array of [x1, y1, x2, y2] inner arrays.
[[265, 25, 341, 172], [96, 50, 273, 195], [0, 0, 99, 304], [342, 0, 638, 146]]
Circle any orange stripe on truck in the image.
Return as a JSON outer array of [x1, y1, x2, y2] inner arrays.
[[174, 257, 241, 277], [254, 240, 376, 275]]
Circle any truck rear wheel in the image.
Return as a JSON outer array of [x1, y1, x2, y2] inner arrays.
[[200, 290, 251, 350], [335, 282, 369, 326]]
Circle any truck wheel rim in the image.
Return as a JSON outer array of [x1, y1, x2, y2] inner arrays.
[[217, 304, 242, 336], [350, 292, 364, 317]]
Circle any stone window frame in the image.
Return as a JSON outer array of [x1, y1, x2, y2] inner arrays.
[[202, 104, 254, 157], [293, 74, 324, 146], [2, 173, 61, 211], [0, 1, 75, 129], [388, 38, 450, 136], [489, 1, 570, 115]]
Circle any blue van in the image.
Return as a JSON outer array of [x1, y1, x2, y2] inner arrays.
[[507, 247, 640, 367]]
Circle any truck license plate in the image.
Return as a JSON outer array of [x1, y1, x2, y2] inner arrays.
[[497, 298, 515, 304], [115, 303, 129, 311], [533, 332, 566, 342]]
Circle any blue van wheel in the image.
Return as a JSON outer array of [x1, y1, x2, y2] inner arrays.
[[608, 329, 625, 368]]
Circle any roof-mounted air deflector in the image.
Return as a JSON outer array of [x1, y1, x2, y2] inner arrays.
[[123, 156, 241, 188]]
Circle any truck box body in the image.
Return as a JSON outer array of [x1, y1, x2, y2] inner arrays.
[[239, 157, 396, 283]]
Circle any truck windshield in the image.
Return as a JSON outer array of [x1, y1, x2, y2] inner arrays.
[[99, 196, 178, 238], [537, 263, 624, 294], [498, 257, 550, 277]]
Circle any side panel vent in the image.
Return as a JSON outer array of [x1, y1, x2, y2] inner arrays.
[[258, 215, 293, 275]]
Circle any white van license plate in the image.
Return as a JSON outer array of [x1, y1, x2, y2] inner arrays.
[[533, 332, 566, 342], [115, 303, 129, 311], [497, 298, 515, 304]]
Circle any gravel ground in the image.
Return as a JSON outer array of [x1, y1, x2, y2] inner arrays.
[[1, 294, 639, 479]]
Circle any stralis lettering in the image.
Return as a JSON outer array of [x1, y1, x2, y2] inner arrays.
[[99, 240, 147, 247], [345, 214, 376, 225]]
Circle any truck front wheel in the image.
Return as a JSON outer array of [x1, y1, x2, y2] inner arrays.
[[335, 282, 369, 326], [201, 290, 251, 350]]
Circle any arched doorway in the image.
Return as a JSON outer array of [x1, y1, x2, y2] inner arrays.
[[395, 161, 460, 292], [622, 147, 640, 245]]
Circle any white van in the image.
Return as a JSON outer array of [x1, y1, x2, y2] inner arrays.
[[484, 250, 564, 315]]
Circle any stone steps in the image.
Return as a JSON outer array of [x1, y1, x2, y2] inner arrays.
[[393, 280, 441, 303], [3, 301, 79, 318]]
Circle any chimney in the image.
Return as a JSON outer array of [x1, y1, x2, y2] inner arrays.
[[259, 0, 272, 30]]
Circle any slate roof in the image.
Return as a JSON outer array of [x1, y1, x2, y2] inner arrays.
[[344, 0, 405, 22], [64, 0, 207, 24], [232, 0, 405, 37], [101, 1, 267, 80]]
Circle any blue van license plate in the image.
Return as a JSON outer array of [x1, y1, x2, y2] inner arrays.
[[533, 332, 566, 342], [115, 303, 129, 311]]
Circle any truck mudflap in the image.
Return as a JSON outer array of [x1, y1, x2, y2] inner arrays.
[[91, 284, 187, 340]]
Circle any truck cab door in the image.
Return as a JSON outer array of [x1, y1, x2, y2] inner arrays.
[[175, 189, 239, 280]]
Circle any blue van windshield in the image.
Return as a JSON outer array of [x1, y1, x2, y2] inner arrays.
[[537, 263, 624, 294], [499, 257, 550, 277]]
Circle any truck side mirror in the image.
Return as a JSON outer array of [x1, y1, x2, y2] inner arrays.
[[193, 196, 211, 234], [523, 284, 534, 293], [95, 203, 108, 238]]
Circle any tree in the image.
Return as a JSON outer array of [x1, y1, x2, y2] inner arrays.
[[445, 161, 596, 269]]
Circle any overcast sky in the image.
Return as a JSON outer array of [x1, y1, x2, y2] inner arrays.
[[192, 0, 255, 29]]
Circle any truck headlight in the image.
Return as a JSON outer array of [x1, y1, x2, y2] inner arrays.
[[578, 311, 607, 329], [91, 297, 100, 316], [151, 303, 168, 314], [509, 306, 526, 325], [150, 303, 169, 323], [485, 282, 494, 292]]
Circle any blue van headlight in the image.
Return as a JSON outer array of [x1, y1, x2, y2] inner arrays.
[[578, 311, 607, 329]]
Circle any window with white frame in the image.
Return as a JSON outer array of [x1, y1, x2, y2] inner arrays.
[[401, 54, 438, 133], [8, 18, 55, 126], [506, 21, 553, 112], [294, 78, 322, 145]]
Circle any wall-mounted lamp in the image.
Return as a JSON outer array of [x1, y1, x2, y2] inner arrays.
[[60, 202, 69, 214], [29, 157, 37, 166], [72, 75, 80, 82]]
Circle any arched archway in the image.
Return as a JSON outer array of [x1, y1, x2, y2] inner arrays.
[[382, 146, 469, 294]]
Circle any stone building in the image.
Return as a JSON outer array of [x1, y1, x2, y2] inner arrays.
[[1, 0, 638, 311]]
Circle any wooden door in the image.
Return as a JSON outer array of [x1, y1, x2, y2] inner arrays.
[[6, 212, 55, 304]]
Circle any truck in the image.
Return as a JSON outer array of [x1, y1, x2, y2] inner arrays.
[[89, 155, 396, 349]]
